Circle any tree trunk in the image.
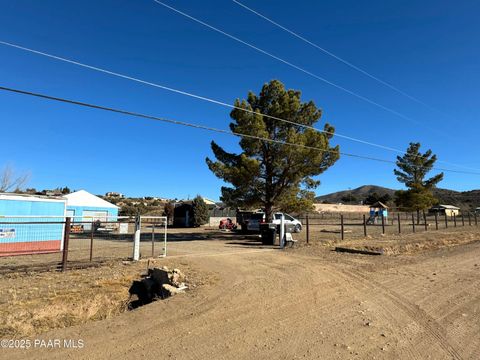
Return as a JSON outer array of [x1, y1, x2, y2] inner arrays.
[[265, 202, 273, 223]]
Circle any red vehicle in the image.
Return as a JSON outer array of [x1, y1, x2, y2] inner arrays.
[[219, 218, 237, 230]]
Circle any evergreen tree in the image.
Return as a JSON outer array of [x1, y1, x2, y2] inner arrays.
[[364, 192, 391, 205], [206, 80, 339, 221], [191, 195, 209, 227], [394, 142, 444, 218], [163, 202, 175, 225]]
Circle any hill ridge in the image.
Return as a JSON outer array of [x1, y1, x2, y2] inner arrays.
[[316, 185, 480, 210]]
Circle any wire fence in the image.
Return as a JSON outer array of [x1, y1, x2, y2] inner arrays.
[[296, 211, 479, 243], [0, 216, 167, 272]]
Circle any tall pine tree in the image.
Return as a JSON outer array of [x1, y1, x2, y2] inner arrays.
[[394, 142, 444, 218], [206, 80, 339, 221]]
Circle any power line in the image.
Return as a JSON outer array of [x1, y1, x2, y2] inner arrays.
[[231, 0, 445, 116], [0, 41, 420, 157], [0, 40, 475, 172], [150, 1, 476, 172], [0, 84, 478, 176], [152, 0, 424, 126]]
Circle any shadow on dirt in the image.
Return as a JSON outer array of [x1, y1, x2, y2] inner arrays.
[[128, 267, 188, 310]]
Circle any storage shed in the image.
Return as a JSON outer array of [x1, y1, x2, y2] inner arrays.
[[429, 204, 460, 217], [0, 193, 66, 256], [65, 190, 119, 229]]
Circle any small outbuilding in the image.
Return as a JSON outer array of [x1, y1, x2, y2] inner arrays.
[[429, 204, 460, 217], [65, 190, 119, 230], [173, 197, 219, 227], [0, 193, 67, 256]]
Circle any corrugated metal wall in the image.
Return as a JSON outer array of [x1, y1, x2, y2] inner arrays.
[[0, 197, 66, 256]]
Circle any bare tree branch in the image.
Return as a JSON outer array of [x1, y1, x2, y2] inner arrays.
[[0, 165, 30, 192]]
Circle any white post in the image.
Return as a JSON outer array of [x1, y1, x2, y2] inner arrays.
[[280, 214, 285, 249], [163, 218, 167, 257], [133, 215, 141, 261]]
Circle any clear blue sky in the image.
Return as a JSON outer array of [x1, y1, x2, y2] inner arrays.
[[1, 0, 479, 200]]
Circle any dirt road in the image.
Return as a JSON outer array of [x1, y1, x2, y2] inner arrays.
[[3, 240, 480, 359]]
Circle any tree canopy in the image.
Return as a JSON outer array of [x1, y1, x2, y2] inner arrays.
[[206, 80, 339, 220], [394, 142, 444, 212], [191, 196, 209, 227], [364, 192, 391, 205]]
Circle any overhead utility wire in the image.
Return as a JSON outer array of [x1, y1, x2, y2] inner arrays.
[[152, 0, 422, 126], [151, 1, 473, 170], [150, 1, 476, 172], [0, 40, 475, 172], [0, 85, 478, 176], [0, 40, 414, 155], [231, 0, 443, 115]]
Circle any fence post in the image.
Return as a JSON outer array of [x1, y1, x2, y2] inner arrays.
[[163, 218, 168, 257], [468, 212, 472, 226], [423, 210, 428, 231], [306, 214, 309, 244], [363, 214, 367, 237], [412, 213, 416, 233], [151, 223, 155, 257], [445, 213, 448, 228], [133, 215, 141, 261], [435, 212, 438, 230], [89, 220, 94, 262], [461, 213, 465, 227], [381, 214, 385, 234], [453, 213, 457, 227], [475, 212, 478, 226], [62, 217, 71, 272], [398, 213, 401, 234], [340, 214, 344, 241]]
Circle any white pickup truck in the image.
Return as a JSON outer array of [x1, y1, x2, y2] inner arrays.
[[246, 212, 302, 233]]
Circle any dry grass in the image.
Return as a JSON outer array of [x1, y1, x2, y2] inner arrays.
[[293, 226, 480, 256], [0, 259, 197, 337]]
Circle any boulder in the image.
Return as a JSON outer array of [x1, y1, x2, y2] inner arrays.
[[161, 284, 183, 298]]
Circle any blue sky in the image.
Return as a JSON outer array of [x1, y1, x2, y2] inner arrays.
[[1, 0, 479, 200]]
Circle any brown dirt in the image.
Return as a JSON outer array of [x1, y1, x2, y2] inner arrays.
[[1, 230, 480, 359], [0, 259, 206, 338]]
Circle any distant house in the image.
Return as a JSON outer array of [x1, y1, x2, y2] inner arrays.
[[105, 192, 124, 199], [429, 205, 460, 217]]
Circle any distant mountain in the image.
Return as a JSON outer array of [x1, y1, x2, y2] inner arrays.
[[315, 185, 396, 204], [433, 188, 480, 210], [316, 185, 480, 210]]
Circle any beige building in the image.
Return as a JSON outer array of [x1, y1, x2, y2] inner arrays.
[[430, 205, 460, 217]]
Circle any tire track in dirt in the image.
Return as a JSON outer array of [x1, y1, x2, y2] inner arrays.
[[315, 264, 420, 360], [337, 267, 463, 360], [438, 294, 480, 360]]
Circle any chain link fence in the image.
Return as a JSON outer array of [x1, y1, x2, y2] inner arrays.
[[0, 215, 167, 272]]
